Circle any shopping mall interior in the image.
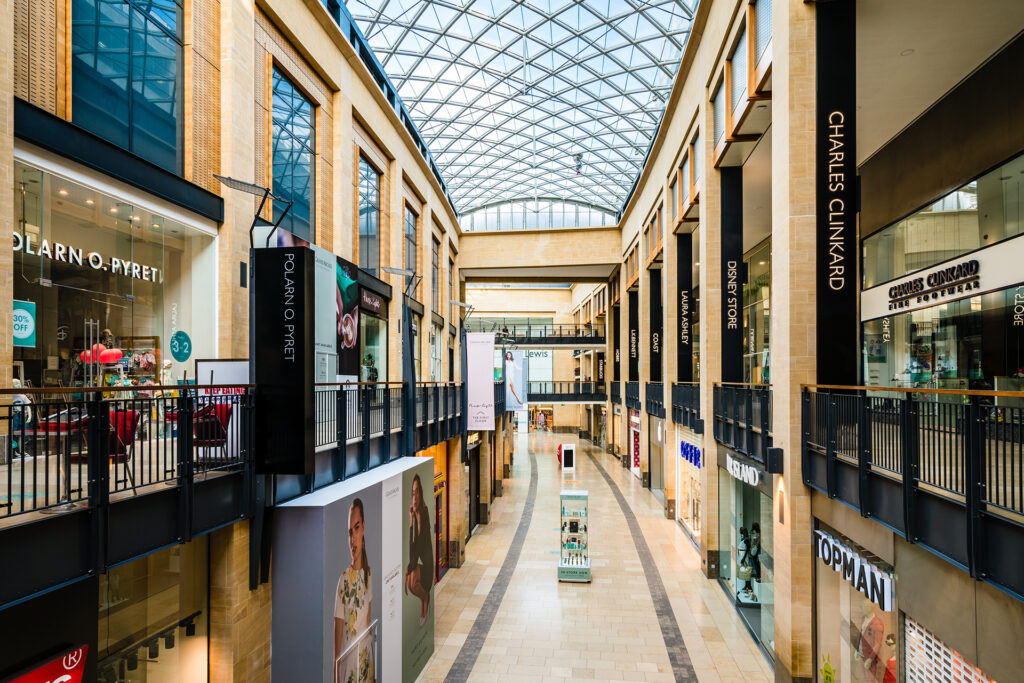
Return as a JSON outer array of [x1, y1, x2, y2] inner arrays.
[[1, 0, 1023, 681]]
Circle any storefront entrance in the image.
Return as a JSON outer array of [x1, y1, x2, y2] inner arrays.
[[629, 410, 641, 479], [718, 452, 774, 657], [675, 426, 701, 543]]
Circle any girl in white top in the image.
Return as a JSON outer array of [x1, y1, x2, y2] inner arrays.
[[334, 498, 374, 683]]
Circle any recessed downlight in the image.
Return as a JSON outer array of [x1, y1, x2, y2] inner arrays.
[[86, 199, 94, 205], [58, 188, 68, 196]]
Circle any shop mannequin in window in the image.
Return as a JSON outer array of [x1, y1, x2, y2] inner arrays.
[[749, 522, 762, 589], [737, 526, 754, 596], [852, 609, 897, 683]]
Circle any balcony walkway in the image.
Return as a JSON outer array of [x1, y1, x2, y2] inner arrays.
[[421, 432, 771, 682]]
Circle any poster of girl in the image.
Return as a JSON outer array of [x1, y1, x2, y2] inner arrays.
[[335, 498, 376, 683]]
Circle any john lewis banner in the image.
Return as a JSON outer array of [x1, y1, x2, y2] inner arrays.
[[466, 333, 495, 430]]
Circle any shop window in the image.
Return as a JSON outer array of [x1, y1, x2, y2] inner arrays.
[[449, 258, 455, 322], [730, 28, 748, 110], [404, 204, 417, 291], [360, 310, 387, 382], [862, 153, 1024, 289], [712, 84, 726, 144], [681, 157, 690, 206], [692, 133, 702, 182], [430, 323, 442, 381], [755, 0, 772, 61], [718, 467, 774, 653], [97, 539, 208, 680], [862, 291, 1024, 392], [72, 0, 184, 174], [814, 524, 897, 683], [12, 161, 215, 389], [743, 242, 771, 384], [271, 68, 315, 242], [358, 156, 381, 277]]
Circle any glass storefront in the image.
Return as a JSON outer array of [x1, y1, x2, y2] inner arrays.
[[360, 310, 387, 382], [743, 242, 771, 384], [98, 539, 209, 681], [861, 152, 1024, 394], [675, 426, 701, 541], [648, 416, 665, 498], [718, 458, 774, 654], [430, 323, 443, 381], [814, 523, 897, 683], [12, 161, 216, 390]]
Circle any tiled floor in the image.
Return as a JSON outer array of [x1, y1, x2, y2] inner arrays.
[[419, 432, 774, 682]]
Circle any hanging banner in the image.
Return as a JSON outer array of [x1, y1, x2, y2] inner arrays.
[[466, 333, 495, 430], [650, 269, 663, 382], [628, 290, 639, 382], [677, 233, 693, 382], [504, 349, 527, 411], [816, 0, 858, 385], [612, 303, 621, 381], [720, 167, 743, 383]]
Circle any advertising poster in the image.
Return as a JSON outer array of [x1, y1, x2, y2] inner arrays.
[[314, 246, 338, 383], [328, 486, 383, 683], [401, 458, 436, 683], [466, 332, 495, 430], [12, 300, 35, 348], [504, 349, 527, 411], [337, 257, 361, 382]]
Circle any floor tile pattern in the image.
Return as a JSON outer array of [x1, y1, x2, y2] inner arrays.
[[445, 450, 539, 682], [585, 451, 697, 681]]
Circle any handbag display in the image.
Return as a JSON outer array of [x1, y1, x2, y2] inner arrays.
[[737, 563, 753, 581]]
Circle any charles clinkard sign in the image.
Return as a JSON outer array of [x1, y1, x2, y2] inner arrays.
[[815, 529, 894, 611], [860, 232, 1024, 321]]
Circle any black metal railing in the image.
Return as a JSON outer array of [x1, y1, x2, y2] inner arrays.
[[625, 381, 641, 410], [493, 323, 606, 345], [671, 382, 702, 432], [713, 383, 772, 462], [494, 380, 506, 415], [803, 385, 1024, 600], [610, 381, 621, 404], [645, 382, 665, 418], [1, 385, 252, 520], [527, 382, 606, 403]]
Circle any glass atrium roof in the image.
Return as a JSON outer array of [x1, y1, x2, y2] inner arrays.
[[345, 0, 697, 214]]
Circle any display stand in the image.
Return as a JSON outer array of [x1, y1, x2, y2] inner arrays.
[[558, 490, 591, 582]]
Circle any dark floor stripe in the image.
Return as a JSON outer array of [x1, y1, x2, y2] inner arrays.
[[586, 451, 698, 682], [444, 451, 538, 682]]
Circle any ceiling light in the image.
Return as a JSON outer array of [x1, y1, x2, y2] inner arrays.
[[899, 48, 915, 57], [758, 260, 766, 265], [153, 223, 160, 228], [109, 207, 118, 213], [86, 199, 94, 205], [58, 188, 68, 196]]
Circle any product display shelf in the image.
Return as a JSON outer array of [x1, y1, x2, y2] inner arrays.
[[558, 490, 591, 582]]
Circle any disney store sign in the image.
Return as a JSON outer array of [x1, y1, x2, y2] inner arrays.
[[13, 231, 160, 282]]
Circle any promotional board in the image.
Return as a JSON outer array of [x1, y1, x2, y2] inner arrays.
[[504, 349, 527, 411], [337, 257, 361, 382], [272, 458, 436, 683]]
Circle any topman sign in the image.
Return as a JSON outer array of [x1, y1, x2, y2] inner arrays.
[[815, 529, 894, 611]]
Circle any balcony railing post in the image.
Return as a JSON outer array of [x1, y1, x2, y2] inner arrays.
[[87, 391, 109, 573], [900, 395, 919, 542], [857, 390, 871, 518], [825, 392, 837, 497], [383, 386, 392, 461], [965, 395, 985, 578], [176, 391, 195, 543]]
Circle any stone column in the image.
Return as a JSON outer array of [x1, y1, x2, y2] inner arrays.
[[770, 0, 817, 679], [699, 98, 723, 578]]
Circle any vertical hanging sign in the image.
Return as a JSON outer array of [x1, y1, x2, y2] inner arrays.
[[628, 290, 639, 382], [721, 168, 743, 383], [650, 269, 663, 382], [677, 233, 693, 382], [612, 303, 621, 382], [466, 332, 495, 431], [816, 0, 858, 385]]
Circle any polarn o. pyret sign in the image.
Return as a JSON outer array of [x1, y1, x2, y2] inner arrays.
[[253, 246, 315, 474]]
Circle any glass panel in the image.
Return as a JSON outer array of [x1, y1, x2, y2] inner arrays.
[[681, 157, 690, 205], [404, 206, 417, 289], [358, 157, 380, 277], [129, 6, 181, 172], [755, 0, 773, 60], [272, 68, 315, 242], [731, 29, 748, 110], [862, 154, 1024, 288], [743, 243, 771, 384], [693, 133, 702, 180], [360, 313, 386, 381], [432, 238, 440, 310], [713, 85, 725, 144]]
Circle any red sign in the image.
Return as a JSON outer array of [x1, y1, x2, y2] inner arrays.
[[6, 646, 88, 683], [632, 430, 640, 468]]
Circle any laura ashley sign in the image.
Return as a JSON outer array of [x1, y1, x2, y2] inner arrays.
[[815, 529, 894, 611], [861, 233, 1024, 321], [13, 231, 160, 282]]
